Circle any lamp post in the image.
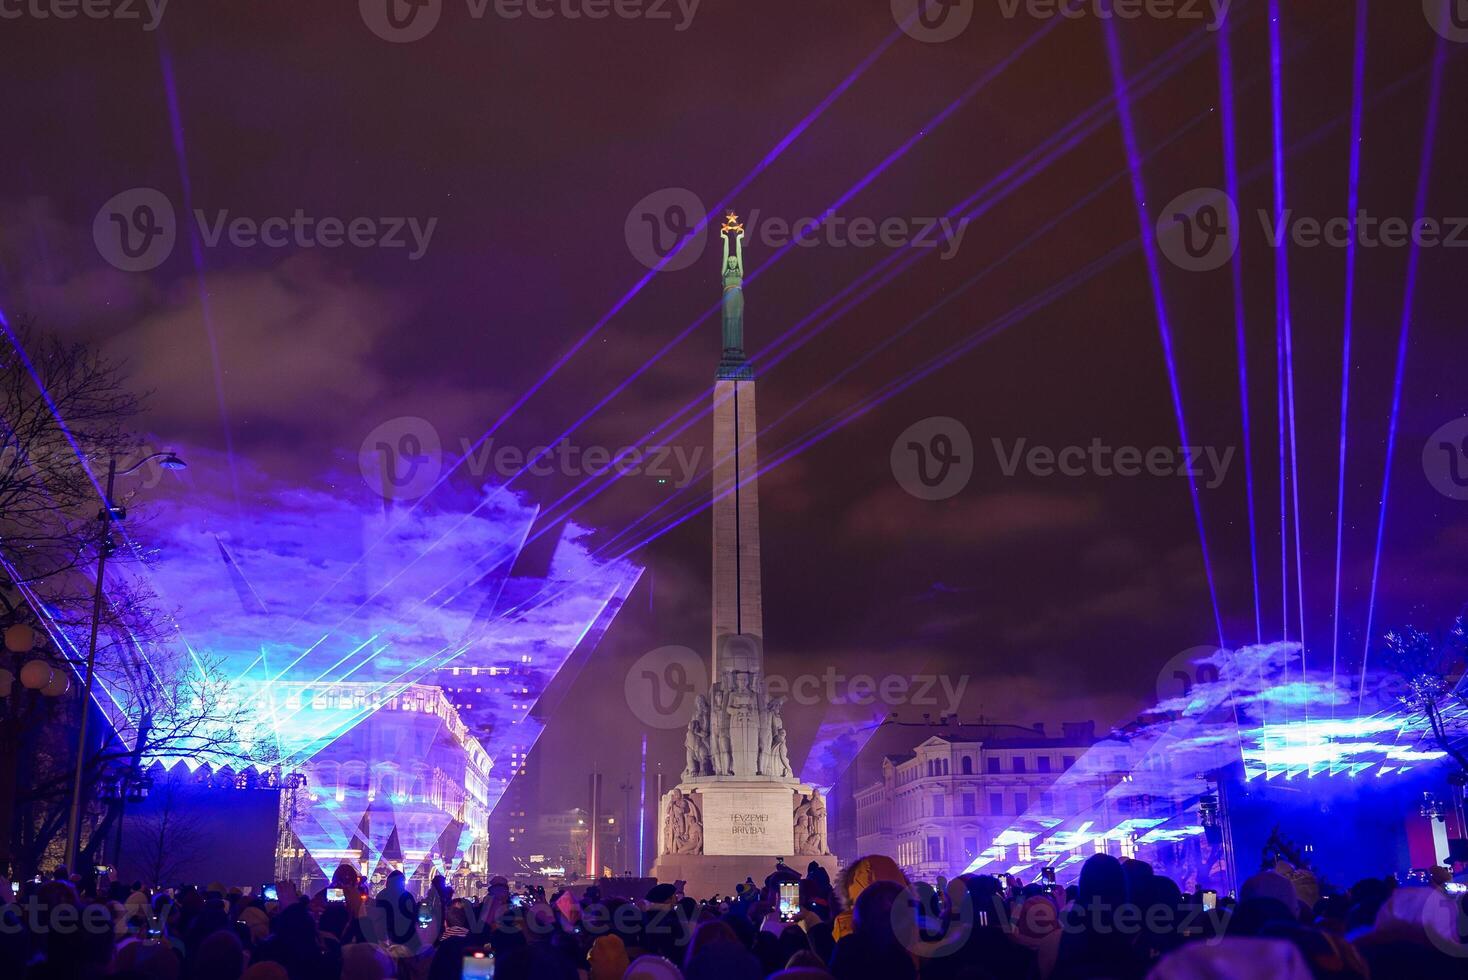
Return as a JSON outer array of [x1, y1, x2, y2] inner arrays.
[[0, 622, 71, 876], [63, 451, 186, 872]]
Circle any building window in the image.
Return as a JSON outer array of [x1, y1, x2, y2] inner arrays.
[[963, 836, 978, 856], [961, 757, 973, 775], [928, 836, 942, 862], [987, 757, 1001, 774], [1015, 792, 1028, 812], [989, 793, 1004, 815], [933, 795, 945, 817], [1037, 756, 1052, 773], [1063, 755, 1076, 769], [1013, 758, 1027, 774], [961, 794, 976, 816]]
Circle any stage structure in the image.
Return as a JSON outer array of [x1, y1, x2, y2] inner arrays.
[[958, 641, 1460, 892], [651, 213, 838, 894], [21, 450, 641, 892]]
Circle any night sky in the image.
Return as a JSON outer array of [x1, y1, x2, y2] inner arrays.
[[1, 0, 1464, 815]]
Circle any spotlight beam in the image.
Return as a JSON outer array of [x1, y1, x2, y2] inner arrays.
[[1331, 0, 1369, 718], [1359, 33, 1450, 705], [1218, 15, 1263, 646], [155, 39, 242, 514], [1269, 0, 1309, 706], [1104, 15, 1227, 649]]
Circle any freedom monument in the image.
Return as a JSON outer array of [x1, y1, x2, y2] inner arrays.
[[651, 213, 838, 895]]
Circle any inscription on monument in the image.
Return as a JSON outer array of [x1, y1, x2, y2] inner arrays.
[[731, 813, 769, 836], [702, 787, 791, 855]]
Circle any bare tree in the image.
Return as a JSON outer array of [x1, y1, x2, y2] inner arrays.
[[1, 319, 257, 876], [1384, 611, 1468, 776], [0, 318, 143, 589]]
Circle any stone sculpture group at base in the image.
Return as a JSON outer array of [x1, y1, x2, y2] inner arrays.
[[682, 676, 792, 781], [661, 786, 829, 858]]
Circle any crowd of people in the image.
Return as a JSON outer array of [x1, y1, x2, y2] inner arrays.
[[2, 852, 1466, 979]]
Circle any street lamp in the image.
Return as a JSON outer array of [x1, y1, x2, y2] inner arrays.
[[0, 625, 71, 701], [64, 450, 187, 872]]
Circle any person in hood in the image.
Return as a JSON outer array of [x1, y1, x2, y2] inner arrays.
[[832, 855, 908, 942]]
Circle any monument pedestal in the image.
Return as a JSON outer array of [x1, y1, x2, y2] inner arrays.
[[652, 851, 840, 899], [651, 777, 837, 898]]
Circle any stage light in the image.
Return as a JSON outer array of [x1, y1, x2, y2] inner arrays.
[[1421, 792, 1447, 822]]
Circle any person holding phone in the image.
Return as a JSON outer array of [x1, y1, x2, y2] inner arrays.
[[373, 870, 422, 945], [313, 863, 364, 918]]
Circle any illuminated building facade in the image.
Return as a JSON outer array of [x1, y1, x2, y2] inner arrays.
[[273, 681, 492, 896], [855, 725, 1103, 880]]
